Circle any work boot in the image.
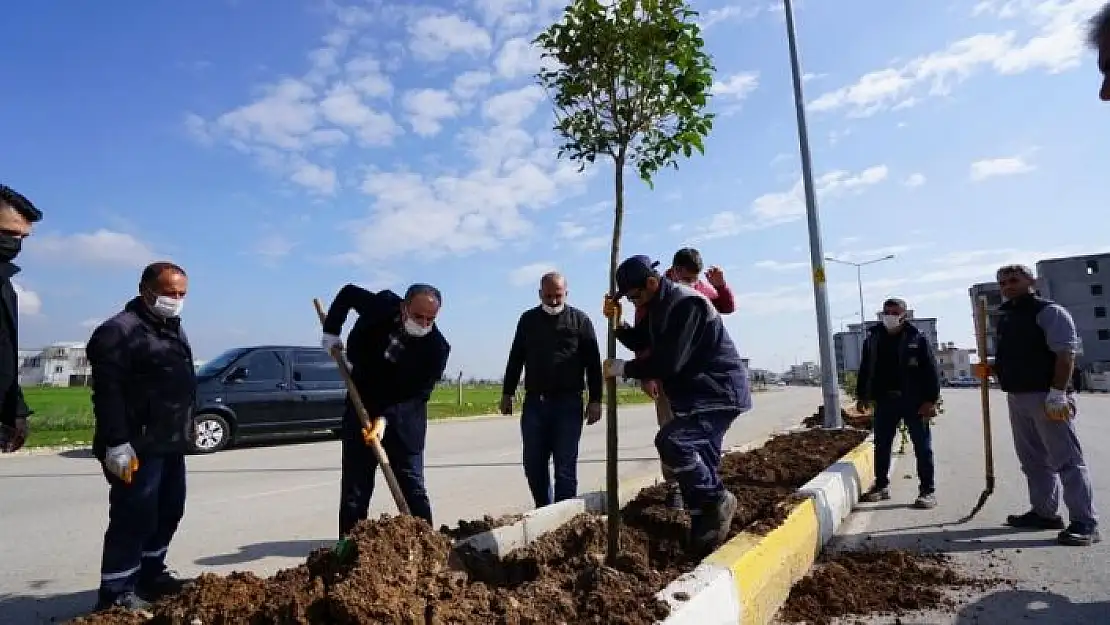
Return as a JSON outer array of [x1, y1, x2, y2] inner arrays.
[[1058, 522, 1101, 546], [94, 591, 152, 615], [913, 491, 937, 509], [1004, 510, 1066, 531], [689, 491, 737, 559], [665, 484, 684, 510], [860, 485, 891, 503], [137, 569, 191, 601]]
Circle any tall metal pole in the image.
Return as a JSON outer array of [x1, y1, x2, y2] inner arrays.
[[856, 265, 865, 325], [783, 0, 841, 428]]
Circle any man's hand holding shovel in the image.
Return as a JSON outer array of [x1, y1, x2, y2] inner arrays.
[[362, 417, 387, 446]]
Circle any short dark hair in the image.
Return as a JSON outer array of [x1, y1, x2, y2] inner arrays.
[[672, 247, 703, 273], [0, 184, 44, 223], [996, 264, 1035, 281], [405, 283, 442, 306], [140, 261, 187, 289], [1088, 2, 1110, 48], [882, 297, 907, 310]]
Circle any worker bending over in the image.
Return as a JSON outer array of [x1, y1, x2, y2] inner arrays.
[[321, 283, 450, 536], [602, 255, 752, 558]]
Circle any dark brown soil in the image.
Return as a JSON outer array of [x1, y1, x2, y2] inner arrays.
[[803, 405, 872, 430], [778, 549, 1010, 625], [439, 513, 525, 541], [68, 428, 868, 625]]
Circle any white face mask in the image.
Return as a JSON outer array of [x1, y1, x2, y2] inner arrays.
[[152, 296, 184, 318], [403, 317, 432, 338], [541, 303, 565, 315], [881, 314, 901, 330]]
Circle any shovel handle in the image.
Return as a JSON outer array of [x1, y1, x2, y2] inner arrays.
[[314, 298, 411, 516], [974, 297, 995, 486]]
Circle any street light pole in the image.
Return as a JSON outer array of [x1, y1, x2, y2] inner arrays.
[[826, 254, 897, 326], [782, 0, 840, 429]]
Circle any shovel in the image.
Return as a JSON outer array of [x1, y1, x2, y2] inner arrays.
[[313, 298, 411, 560], [958, 296, 995, 523]]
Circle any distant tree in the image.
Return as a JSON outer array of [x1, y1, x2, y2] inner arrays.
[[534, 0, 716, 564]]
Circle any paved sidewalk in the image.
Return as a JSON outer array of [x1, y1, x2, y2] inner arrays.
[[830, 388, 1110, 624]]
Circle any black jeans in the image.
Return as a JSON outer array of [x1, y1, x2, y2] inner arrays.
[[99, 453, 186, 600], [520, 392, 585, 508], [873, 394, 935, 494], [338, 401, 431, 536]]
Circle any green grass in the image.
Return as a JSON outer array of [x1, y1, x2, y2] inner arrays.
[[20, 383, 654, 449]]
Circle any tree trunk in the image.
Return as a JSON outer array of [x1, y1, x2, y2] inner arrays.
[[605, 155, 626, 565]]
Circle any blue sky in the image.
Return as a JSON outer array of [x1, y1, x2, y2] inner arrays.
[[3, 0, 1109, 378]]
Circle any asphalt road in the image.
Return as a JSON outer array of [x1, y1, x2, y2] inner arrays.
[[825, 388, 1110, 625], [0, 386, 820, 624]]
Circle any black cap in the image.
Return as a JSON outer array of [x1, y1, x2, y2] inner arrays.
[[613, 255, 661, 298]]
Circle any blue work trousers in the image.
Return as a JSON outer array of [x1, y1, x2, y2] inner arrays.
[[520, 392, 585, 508], [98, 453, 187, 601], [873, 394, 935, 494], [654, 409, 739, 513]]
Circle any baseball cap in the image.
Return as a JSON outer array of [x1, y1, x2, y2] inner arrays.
[[612, 255, 661, 298]]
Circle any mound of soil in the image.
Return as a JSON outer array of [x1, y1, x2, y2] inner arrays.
[[802, 405, 871, 430], [439, 513, 524, 542], [69, 428, 869, 625], [778, 549, 1008, 625]]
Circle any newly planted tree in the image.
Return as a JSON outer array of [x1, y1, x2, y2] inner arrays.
[[534, 0, 715, 563]]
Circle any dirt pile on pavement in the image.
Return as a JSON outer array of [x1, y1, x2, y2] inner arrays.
[[778, 548, 1008, 625], [68, 428, 869, 625], [439, 513, 524, 541], [803, 405, 871, 430]]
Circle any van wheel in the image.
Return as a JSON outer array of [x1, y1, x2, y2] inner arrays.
[[190, 413, 231, 454]]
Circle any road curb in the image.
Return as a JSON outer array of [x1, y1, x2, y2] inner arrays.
[[657, 433, 877, 625]]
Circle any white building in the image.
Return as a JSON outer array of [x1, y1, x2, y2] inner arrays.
[[936, 342, 974, 382], [18, 342, 92, 387], [785, 361, 820, 384]]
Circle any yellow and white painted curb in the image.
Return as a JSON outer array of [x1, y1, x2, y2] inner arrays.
[[656, 435, 877, 625]]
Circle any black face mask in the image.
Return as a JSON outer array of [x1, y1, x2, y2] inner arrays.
[[0, 235, 22, 263]]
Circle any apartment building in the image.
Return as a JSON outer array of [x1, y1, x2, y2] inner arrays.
[[1037, 253, 1110, 368], [18, 342, 92, 387], [935, 342, 974, 381]]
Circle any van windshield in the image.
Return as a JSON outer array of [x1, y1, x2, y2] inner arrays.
[[196, 347, 250, 380]]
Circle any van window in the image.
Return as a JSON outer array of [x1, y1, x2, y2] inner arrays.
[[237, 350, 286, 382], [293, 349, 343, 384]]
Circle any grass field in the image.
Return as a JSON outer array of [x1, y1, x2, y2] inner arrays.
[[19, 384, 655, 449]]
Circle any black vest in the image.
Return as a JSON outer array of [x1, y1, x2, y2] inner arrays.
[[994, 295, 1059, 393]]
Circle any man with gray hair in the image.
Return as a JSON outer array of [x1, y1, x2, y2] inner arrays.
[[500, 271, 603, 508], [977, 265, 1099, 545]]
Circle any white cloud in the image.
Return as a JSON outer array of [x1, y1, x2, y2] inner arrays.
[[482, 84, 546, 126], [453, 70, 493, 99], [12, 282, 41, 315], [809, 0, 1103, 116], [700, 4, 762, 28], [28, 230, 158, 267], [318, 83, 400, 145], [290, 160, 337, 194], [969, 155, 1035, 181], [754, 260, 809, 271], [509, 261, 558, 286], [558, 221, 587, 239], [712, 72, 760, 102], [80, 318, 103, 329], [409, 14, 493, 62], [495, 37, 543, 79], [904, 173, 927, 187], [402, 89, 461, 137], [251, 233, 296, 264]]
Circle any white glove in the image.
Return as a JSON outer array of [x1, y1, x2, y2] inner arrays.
[[1045, 389, 1070, 422], [603, 358, 626, 379], [321, 333, 343, 352], [105, 443, 139, 483]]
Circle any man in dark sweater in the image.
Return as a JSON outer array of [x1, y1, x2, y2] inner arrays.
[[601, 255, 752, 558], [977, 264, 1098, 546], [0, 184, 42, 454], [321, 283, 451, 535], [855, 298, 941, 509], [500, 271, 603, 508]]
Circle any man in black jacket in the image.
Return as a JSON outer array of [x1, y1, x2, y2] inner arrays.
[[321, 283, 450, 535], [0, 185, 42, 453], [601, 255, 752, 558], [855, 298, 941, 509], [500, 271, 603, 508], [88, 262, 196, 614]]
